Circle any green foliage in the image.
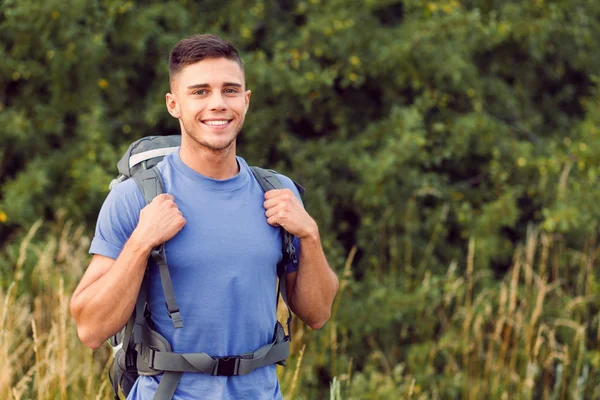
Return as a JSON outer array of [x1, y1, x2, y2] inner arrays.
[[2, 0, 600, 398], [2, 0, 600, 266]]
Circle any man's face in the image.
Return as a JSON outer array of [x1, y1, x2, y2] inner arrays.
[[166, 58, 251, 152]]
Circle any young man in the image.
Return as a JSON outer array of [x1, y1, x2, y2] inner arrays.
[[70, 34, 339, 399]]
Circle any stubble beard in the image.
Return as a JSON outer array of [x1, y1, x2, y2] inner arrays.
[[181, 115, 244, 154]]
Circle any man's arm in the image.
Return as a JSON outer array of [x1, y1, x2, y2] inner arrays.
[[70, 244, 151, 350], [263, 189, 339, 330], [70, 194, 186, 349]]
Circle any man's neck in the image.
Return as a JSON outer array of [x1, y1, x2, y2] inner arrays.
[[179, 138, 239, 180]]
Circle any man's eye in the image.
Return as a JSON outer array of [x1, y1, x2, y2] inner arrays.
[[193, 89, 208, 95], [224, 88, 238, 94]]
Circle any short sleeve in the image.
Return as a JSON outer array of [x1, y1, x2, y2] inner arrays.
[[89, 179, 145, 259], [276, 174, 303, 274]]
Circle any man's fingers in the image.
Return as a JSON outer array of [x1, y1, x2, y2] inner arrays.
[[266, 214, 282, 227], [263, 198, 279, 209], [264, 189, 282, 200], [152, 194, 179, 210], [264, 188, 295, 200], [264, 191, 296, 210], [265, 205, 281, 218]]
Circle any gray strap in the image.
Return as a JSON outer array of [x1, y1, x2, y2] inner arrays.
[[141, 347, 217, 373], [248, 166, 299, 272], [133, 271, 150, 345], [237, 337, 290, 375], [152, 246, 183, 329], [250, 166, 295, 342], [154, 372, 183, 400], [249, 166, 283, 192], [132, 167, 182, 329], [138, 336, 289, 376], [132, 167, 164, 203]]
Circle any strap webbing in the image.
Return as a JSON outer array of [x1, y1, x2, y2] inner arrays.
[[138, 331, 289, 375], [133, 167, 164, 204], [249, 166, 295, 347], [152, 246, 183, 329], [134, 271, 150, 346], [133, 167, 182, 329], [248, 166, 299, 272], [110, 270, 147, 399], [249, 167, 281, 192], [149, 335, 288, 400], [154, 372, 183, 400], [238, 329, 290, 374]]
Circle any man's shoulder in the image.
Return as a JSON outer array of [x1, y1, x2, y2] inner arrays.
[[105, 177, 146, 212], [111, 176, 143, 196]]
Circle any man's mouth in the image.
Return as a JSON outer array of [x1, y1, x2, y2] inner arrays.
[[202, 119, 232, 127]]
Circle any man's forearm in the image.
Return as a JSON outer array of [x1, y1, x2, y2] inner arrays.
[[71, 236, 152, 349], [288, 230, 339, 329]]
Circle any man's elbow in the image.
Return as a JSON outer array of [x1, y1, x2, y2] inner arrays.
[[70, 297, 104, 350], [307, 310, 331, 330], [77, 326, 104, 350], [309, 275, 339, 330]]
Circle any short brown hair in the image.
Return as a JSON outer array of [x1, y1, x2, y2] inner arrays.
[[169, 34, 244, 83]]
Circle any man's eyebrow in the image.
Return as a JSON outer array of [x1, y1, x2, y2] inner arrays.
[[187, 82, 243, 90], [187, 83, 210, 90]]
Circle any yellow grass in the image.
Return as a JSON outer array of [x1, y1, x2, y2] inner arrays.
[[1, 220, 598, 399]]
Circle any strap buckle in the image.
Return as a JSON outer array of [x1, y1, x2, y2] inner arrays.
[[143, 346, 157, 370], [283, 234, 298, 270], [165, 303, 184, 329], [125, 350, 138, 371], [212, 356, 240, 376]]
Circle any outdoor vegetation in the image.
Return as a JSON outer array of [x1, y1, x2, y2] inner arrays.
[[1, 0, 599, 398]]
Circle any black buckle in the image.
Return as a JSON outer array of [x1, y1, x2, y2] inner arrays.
[[165, 303, 183, 329], [125, 351, 137, 371], [212, 357, 240, 376], [141, 346, 157, 370]]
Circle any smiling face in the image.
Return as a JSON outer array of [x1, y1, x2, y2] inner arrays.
[[166, 57, 251, 153]]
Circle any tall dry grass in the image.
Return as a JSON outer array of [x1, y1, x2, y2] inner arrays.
[[1, 220, 598, 399], [0, 220, 114, 399], [317, 228, 600, 399]]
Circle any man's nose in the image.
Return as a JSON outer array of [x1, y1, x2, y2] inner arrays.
[[208, 92, 227, 111]]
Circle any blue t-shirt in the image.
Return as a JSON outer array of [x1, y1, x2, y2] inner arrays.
[[89, 151, 301, 400]]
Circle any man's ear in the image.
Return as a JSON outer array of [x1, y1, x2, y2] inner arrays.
[[245, 90, 251, 113], [166, 93, 180, 118]]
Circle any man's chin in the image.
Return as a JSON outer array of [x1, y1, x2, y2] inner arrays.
[[199, 138, 236, 153], [183, 129, 237, 153]]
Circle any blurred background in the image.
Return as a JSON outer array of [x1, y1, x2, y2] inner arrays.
[[1, 0, 600, 398]]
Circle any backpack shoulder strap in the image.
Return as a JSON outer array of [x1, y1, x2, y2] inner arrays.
[[248, 167, 299, 273], [131, 167, 183, 329], [249, 167, 283, 191], [132, 167, 164, 204], [249, 166, 299, 343], [249, 167, 305, 196]]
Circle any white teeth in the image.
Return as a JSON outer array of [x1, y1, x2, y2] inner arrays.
[[204, 120, 229, 126]]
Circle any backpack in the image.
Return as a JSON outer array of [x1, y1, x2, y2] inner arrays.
[[107, 135, 302, 400]]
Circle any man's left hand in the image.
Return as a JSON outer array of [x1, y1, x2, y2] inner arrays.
[[264, 189, 317, 239]]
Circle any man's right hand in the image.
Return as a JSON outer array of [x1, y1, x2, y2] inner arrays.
[[130, 194, 187, 250]]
